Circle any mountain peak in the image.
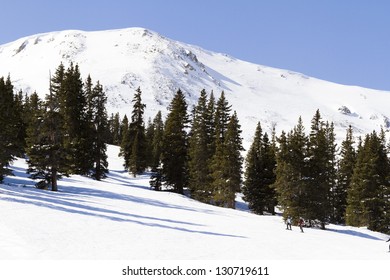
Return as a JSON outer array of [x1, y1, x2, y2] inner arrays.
[[1, 27, 389, 146]]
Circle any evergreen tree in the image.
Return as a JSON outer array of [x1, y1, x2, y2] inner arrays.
[[188, 89, 213, 202], [61, 63, 90, 174], [0, 76, 18, 182], [145, 117, 154, 168], [161, 89, 189, 194], [211, 111, 244, 208], [26, 80, 68, 191], [126, 87, 147, 176], [333, 125, 356, 224], [119, 115, 131, 168], [306, 110, 333, 229], [214, 91, 231, 145], [346, 131, 390, 232], [88, 81, 109, 180], [147, 112, 164, 190], [273, 117, 308, 221], [150, 111, 164, 171], [243, 122, 277, 214], [206, 91, 216, 159], [108, 113, 121, 145], [13, 90, 27, 156]]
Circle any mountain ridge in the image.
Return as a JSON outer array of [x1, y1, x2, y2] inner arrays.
[[1, 27, 389, 146]]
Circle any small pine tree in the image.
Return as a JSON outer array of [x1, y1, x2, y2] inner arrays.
[[108, 113, 121, 145]]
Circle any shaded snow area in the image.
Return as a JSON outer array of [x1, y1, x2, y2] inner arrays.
[[1, 145, 389, 261]]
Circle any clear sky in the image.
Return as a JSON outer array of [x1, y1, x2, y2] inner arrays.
[[1, 0, 389, 91]]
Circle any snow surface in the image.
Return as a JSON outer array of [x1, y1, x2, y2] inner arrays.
[[1, 27, 390, 150], [0, 145, 389, 260]]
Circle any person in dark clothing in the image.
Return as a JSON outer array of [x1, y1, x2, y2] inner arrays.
[[286, 217, 292, 230], [298, 218, 304, 233], [387, 238, 390, 251]]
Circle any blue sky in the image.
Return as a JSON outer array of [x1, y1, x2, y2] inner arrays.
[[1, 0, 389, 90]]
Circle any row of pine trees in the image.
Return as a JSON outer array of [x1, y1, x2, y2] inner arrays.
[[243, 111, 389, 233], [117, 87, 244, 208], [1, 62, 389, 234]]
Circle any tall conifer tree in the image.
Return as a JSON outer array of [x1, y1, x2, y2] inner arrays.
[[88, 81, 109, 180], [0, 76, 18, 181], [161, 89, 189, 194], [333, 125, 356, 224], [273, 117, 308, 221], [243, 122, 277, 214], [346, 131, 390, 232], [188, 89, 213, 202], [26, 78, 68, 191], [306, 110, 333, 229], [211, 111, 243, 208], [124, 87, 147, 176]]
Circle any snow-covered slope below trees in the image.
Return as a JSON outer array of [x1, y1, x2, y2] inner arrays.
[[0, 145, 389, 260], [1, 27, 390, 146]]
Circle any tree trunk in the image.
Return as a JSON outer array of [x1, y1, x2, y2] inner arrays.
[[51, 167, 58, 191]]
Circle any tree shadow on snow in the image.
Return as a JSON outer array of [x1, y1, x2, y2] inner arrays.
[[1, 185, 246, 239], [328, 228, 383, 241]]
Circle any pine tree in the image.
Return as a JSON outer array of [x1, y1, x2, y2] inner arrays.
[[214, 91, 231, 145], [126, 87, 147, 176], [206, 91, 216, 159], [211, 111, 244, 208], [333, 125, 356, 224], [61, 63, 90, 174], [346, 131, 390, 232], [188, 89, 213, 202], [306, 110, 333, 229], [88, 81, 109, 180], [243, 122, 277, 214], [0, 76, 18, 182], [50, 63, 93, 175], [161, 89, 189, 194], [13, 90, 27, 156], [150, 111, 164, 171], [26, 79, 68, 191], [273, 117, 308, 221], [108, 113, 121, 145]]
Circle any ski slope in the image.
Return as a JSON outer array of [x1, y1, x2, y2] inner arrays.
[[0, 145, 389, 260]]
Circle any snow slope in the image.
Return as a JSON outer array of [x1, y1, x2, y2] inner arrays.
[[1, 27, 390, 147], [0, 145, 389, 260]]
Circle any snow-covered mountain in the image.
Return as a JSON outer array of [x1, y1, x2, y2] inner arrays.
[[1, 27, 390, 145]]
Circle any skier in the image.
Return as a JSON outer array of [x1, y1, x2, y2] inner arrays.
[[286, 216, 292, 230], [387, 238, 390, 252], [298, 218, 304, 233]]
